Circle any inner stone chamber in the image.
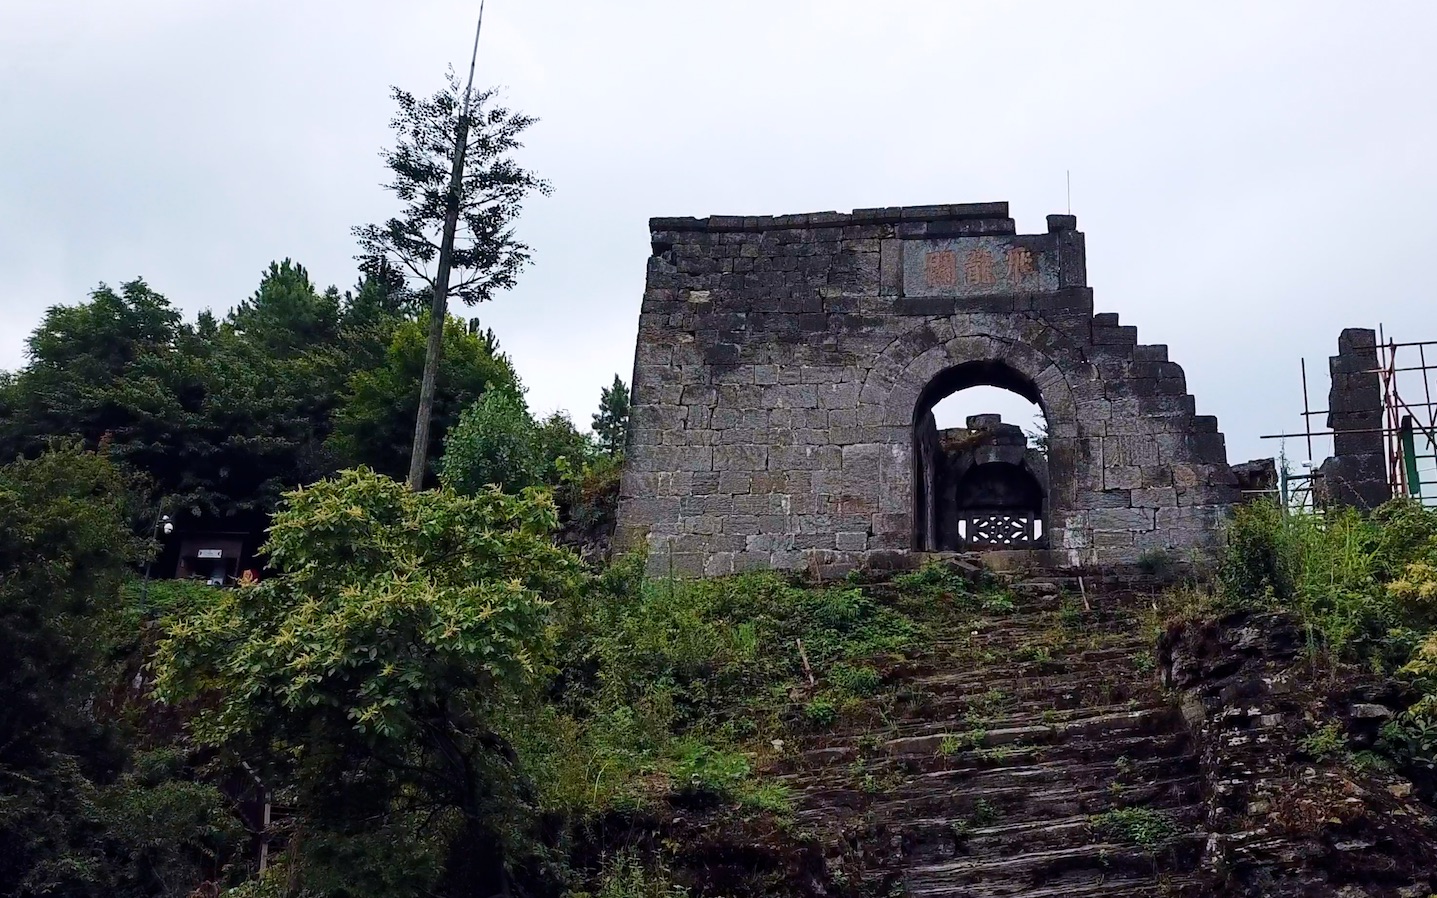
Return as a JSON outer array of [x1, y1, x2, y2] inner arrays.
[[916, 413, 1049, 551]]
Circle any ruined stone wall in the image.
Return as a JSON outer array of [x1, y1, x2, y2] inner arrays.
[[616, 202, 1238, 574], [1318, 327, 1390, 510]]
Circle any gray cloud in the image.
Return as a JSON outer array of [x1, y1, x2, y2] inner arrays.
[[3, 0, 1434, 466]]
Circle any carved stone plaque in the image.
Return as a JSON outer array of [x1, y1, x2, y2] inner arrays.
[[902, 237, 1057, 297]]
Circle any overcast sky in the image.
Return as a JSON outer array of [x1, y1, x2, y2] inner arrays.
[[3, 1, 1434, 467]]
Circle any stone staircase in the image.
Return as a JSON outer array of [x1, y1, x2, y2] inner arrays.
[[771, 573, 1208, 897]]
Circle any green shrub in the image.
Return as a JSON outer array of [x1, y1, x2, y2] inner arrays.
[[439, 388, 541, 494], [828, 662, 882, 696], [532, 569, 924, 816], [980, 591, 1016, 614], [667, 738, 750, 798], [1090, 807, 1177, 852], [892, 562, 972, 600], [737, 780, 793, 814], [1299, 722, 1348, 760], [1211, 499, 1437, 793], [1217, 499, 1437, 662], [1136, 548, 1178, 580], [1379, 711, 1437, 778], [803, 698, 838, 727], [533, 410, 595, 487], [590, 852, 688, 898], [1218, 499, 1297, 605]]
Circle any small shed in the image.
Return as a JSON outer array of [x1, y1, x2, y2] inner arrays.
[[173, 532, 248, 586]]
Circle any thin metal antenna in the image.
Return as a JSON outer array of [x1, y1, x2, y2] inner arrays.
[[1066, 170, 1071, 214], [462, 0, 486, 115]]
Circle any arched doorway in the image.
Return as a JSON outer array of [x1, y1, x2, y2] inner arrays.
[[914, 361, 1050, 551]]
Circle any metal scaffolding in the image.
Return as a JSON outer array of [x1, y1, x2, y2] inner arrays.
[[1377, 331, 1437, 501], [1260, 326, 1437, 509]]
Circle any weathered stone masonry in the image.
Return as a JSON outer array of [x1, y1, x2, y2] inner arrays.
[[616, 202, 1238, 574]]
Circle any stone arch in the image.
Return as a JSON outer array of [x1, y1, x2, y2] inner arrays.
[[863, 319, 1089, 435], [864, 320, 1091, 555]]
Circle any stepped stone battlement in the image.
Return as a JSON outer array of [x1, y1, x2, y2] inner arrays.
[[617, 202, 1238, 574]]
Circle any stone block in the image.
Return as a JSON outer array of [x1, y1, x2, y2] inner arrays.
[[769, 550, 807, 570], [713, 444, 768, 471], [1130, 487, 1178, 509], [1093, 528, 1135, 549], [1075, 489, 1132, 509], [1104, 435, 1159, 467], [1104, 466, 1142, 490], [835, 531, 869, 552], [718, 471, 752, 494], [704, 552, 736, 576], [679, 514, 721, 535], [734, 494, 779, 515], [745, 532, 794, 553], [1088, 507, 1155, 531], [818, 381, 861, 409], [721, 514, 760, 536]]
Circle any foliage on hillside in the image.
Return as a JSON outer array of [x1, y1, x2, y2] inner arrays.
[[1214, 498, 1437, 797], [0, 270, 520, 529], [155, 470, 585, 898], [0, 446, 242, 898]]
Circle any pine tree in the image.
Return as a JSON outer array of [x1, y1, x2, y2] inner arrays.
[[592, 374, 630, 456], [354, 68, 549, 489]]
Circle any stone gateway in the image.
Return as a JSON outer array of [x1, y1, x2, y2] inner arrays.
[[616, 203, 1238, 574]]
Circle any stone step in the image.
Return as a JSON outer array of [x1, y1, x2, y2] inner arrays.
[[897, 748, 1196, 789], [903, 803, 1206, 862], [780, 727, 1192, 776], [881, 706, 1178, 752], [795, 774, 1204, 827], [794, 699, 1172, 754], [768, 574, 1207, 895], [903, 835, 1205, 894], [907, 873, 1205, 898], [893, 646, 1157, 683], [871, 683, 1160, 726]]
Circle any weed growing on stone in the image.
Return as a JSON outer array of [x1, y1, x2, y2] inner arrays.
[[1016, 644, 1052, 664], [737, 781, 794, 815], [586, 851, 690, 898], [1299, 722, 1348, 761], [969, 798, 998, 826], [1090, 807, 1178, 853]]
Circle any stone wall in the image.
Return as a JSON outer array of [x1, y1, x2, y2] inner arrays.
[[617, 202, 1238, 574]]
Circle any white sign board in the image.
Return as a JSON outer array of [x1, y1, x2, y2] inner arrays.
[[196, 548, 224, 559]]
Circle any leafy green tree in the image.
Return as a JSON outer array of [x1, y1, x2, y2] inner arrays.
[[339, 262, 413, 370], [440, 389, 541, 495], [533, 410, 595, 487], [154, 469, 584, 897], [0, 270, 408, 527], [331, 316, 519, 482], [0, 280, 184, 461], [0, 446, 241, 897], [0, 280, 312, 523], [592, 374, 630, 456], [226, 259, 340, 360], [354, 71, 551, 489]]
